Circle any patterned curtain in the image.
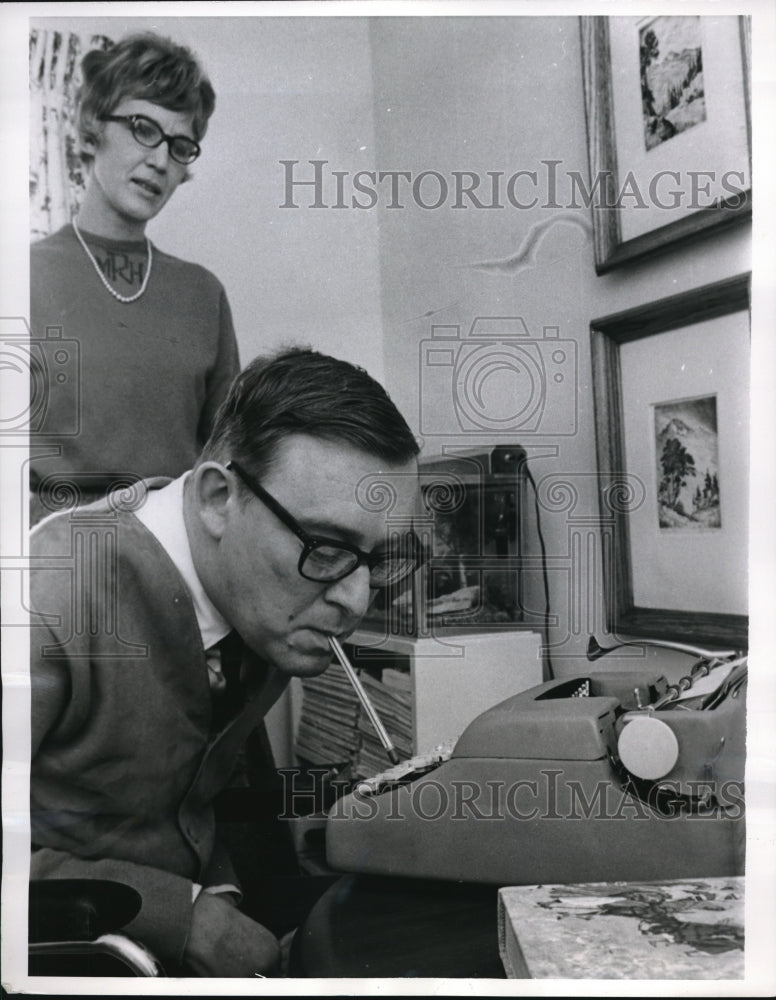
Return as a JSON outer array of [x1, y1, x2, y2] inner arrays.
[[29, 28, 113, 241]]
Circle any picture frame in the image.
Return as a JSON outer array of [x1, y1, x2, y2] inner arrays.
[[590, 273, 750, 649], [580, 15, 751, 274]]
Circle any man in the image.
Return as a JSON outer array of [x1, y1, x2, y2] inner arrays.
[[30, 348, 422, 976], [30, 32, 239, 523]]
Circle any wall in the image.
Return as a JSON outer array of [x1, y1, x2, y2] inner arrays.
[[368, 15, 752, 677]]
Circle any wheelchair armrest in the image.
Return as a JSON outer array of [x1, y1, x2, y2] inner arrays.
[[29, 879, 142, 943]]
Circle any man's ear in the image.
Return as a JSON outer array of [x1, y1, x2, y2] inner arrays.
[[190, 463, 235, 541]]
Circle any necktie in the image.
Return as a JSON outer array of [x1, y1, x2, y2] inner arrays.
[[210, 631, 243, 732]]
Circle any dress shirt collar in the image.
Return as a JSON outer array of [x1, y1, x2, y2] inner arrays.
[[135, 473, 232, 651]]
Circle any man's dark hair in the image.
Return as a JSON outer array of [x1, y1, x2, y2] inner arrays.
[[201, 347, 420, 480], [77, 32, 216, 160]]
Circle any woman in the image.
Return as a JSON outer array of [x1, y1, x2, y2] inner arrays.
[[30, 32, 239, 523]]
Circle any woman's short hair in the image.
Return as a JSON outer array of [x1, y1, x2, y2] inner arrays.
[[201, 347, 420, 482], [77, 32, 215, 158]]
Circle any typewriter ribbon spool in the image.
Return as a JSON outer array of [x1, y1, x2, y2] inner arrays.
[[617, 715, 680, 780]]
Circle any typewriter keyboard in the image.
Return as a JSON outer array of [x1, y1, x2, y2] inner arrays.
[[354, 741, 457, 796]]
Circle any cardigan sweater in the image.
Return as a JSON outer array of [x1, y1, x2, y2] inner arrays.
[[29, 484, 288, 965]]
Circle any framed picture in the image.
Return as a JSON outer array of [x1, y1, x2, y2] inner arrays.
[[580, 15, 751, 274], [590, 273, 750, 649]]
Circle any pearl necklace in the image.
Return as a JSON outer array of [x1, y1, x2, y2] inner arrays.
[[72, 218, 153, 304]]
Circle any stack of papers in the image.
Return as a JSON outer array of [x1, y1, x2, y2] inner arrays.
[[294, 667, 362, 766], [353, 668, 414, 778]]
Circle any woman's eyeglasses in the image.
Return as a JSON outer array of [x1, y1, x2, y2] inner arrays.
[[101, 113, 201, 165]]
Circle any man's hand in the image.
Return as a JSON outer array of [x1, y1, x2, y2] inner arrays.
[[182, 890, 280, 977]]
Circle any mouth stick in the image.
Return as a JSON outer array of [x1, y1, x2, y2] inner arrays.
[[328, 636, 401, 765]]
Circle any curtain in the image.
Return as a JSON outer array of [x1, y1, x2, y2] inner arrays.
[[29, 28, 113, 241]]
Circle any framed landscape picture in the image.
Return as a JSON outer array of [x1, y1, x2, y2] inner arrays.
[[653, 395, 721, 531], [580, 15, 751, 274], [590, 274, 750, 648]]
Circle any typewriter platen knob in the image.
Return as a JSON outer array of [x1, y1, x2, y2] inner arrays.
[[617, 715, 679, 780]]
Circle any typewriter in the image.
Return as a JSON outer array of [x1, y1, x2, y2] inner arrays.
[[325, 640, 747, 885]]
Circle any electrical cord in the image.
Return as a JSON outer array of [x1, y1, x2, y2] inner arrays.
[[522, 458, 554, 680]]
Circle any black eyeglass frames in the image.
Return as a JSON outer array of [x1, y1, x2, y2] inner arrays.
[[226, 460, 423, 588], [100, 114, 201, 165]]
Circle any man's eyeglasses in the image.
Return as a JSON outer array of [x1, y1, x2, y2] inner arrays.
[[100, 114, 201, 165], [227, 461, 424, 589]]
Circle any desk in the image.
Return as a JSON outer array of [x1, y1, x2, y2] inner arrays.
[[291, 874, 505, 978]]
